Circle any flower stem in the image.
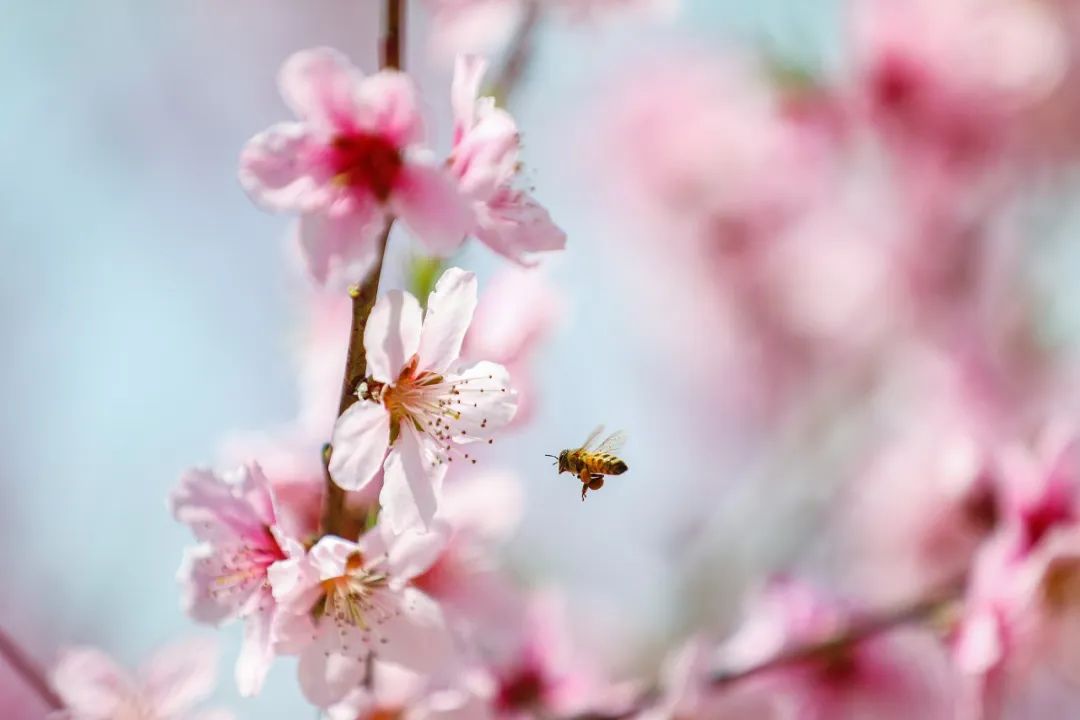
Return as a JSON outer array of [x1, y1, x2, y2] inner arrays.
[[320, 0, 404, 538], [489, 0, 542, 106], [0, 626, 63, 712]]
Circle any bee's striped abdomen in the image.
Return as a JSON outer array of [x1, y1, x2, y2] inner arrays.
[[583, 452, 628, 475]]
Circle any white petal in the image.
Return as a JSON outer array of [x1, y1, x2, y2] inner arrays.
[[298, 635, 366, 707], [310, 535, 363, 579], [386, 522, 450, 583], [380, 429, 448, 533], [377, 587, 455, 674], [267, 557, 322, 613], [447, 361, 519, 440], [418, 267, 478, 374], [235, 597, 275, 697], [364, 290, 423, 384], [329, 401, 392, 492]]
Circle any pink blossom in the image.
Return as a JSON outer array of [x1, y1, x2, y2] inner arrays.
[[714, 578, 956, 720], [170, 462, 297, 696], [476, 592, 634, 719], [326, 662, 492, 720], [240, 47, 472, 287], [953, 424, 1080, 716], [328, 267, 517, 532], [268, 530, 456, 707], [449, 55, 566, 266], [461, 266, 561, 426], [52, 638, 232, 720], [410, 471, 526, 636]]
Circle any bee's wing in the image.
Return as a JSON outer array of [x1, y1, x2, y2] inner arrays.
[[579, 424, 605, 451], [595, 430, 627, 455]]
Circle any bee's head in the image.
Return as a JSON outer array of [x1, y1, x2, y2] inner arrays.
[[545, 451, 570, 474]]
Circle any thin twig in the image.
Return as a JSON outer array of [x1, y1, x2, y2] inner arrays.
[[0, 626, 63, 711], [319, 0, 403, 538], [488, 0, 542, 106], [709, 587, 960, 687]]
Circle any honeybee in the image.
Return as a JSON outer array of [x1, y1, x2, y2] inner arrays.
[[546, 425, 629, 501]]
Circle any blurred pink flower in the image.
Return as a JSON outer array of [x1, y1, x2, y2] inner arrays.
[[170, 462, 298, 696], [462, 266, 562, 426], [52, 638, 231, 720], [477, 592, 636, 719], [449, 55, 566, 265], [329, 267, 517, 533], [240, 47, 471, 287], [327, 661, 491, 720], [268, 530, 456, 707], [714, 578, 956, 720], [410, 471, 526, 636], [953, 423, 1080, 716]]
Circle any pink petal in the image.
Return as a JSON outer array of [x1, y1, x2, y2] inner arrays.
[[142, 637, 218, 717], [235, 597, 275, 697], [955, 608, 1004, 675], [440, 471, 524, 542], [376, 588, 455, 673], [452, 55, 487, 139], [279, 47, 363, 134], [354, 71, 424, 147], [177, 545, 236, 623], [386, 523, 450, 583], [363, 289, 423, 383], [170, 467, 265, 546], [310, 535, 362, 579], [417, 267, 478, 374], [268, 556, 323, 613], [451, 108, 520, 201], [329, 401, 392, 492], [392, 162, 472, 256], [298, 637, 366, 707], [298, 205, 386, 288], [474, 189, 567, 265], [239, 122, 319, 210], [380, 428, 448, 533], [269, 610, 318, 655], [52, 647, 133, 716]]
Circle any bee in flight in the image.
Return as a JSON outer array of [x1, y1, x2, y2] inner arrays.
[[546, 425, 628, 501]]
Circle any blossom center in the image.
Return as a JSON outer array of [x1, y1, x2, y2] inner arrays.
[[320, 552, 392, 632], [1042, 557, 1080, 613], [330, 132, 404, 202], [496, 664, 547, 712]]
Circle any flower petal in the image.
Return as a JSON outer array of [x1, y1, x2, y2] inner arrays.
[[392, 161, 472, 256], [380, 428, 448, 533], [298, 635, 366, 707], [474, 189, 567, 265], [447, 361, 519, 439], [235, 596, 275, 697], [298, 206, 386, 288], [354, 70, 424, 147], [177, 545, 237, 623], [142, 637, 218, 717], [309, 535, 363, 579], [279, 48, 363, 134], [452, 54, 488, 141], [376, 587, 455, 674], [52, 647, 133, 716], [386, 522, 450, 583], [239, 122, 320, 210], [268, 556, 323, 613], [418, 267, 478, 374], [170, 466, 266, 545], [364, 289, 423, 383], [329, 401, 392, 492]]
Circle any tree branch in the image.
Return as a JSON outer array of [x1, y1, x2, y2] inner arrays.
[[0, 626, 63, 712], [320, 0, 404, 538]]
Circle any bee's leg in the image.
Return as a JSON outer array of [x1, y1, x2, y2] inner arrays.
[[588, 475, 605, 492], [578, 469, 592, 501]]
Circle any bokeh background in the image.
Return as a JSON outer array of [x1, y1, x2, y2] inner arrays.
[[12, 0, 1076, 716]]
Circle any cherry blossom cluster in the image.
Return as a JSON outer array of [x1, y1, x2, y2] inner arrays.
[[30, 1, 1080, 719]]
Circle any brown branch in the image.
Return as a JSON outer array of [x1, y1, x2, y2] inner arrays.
[[709, 586, 960, 687], [320, 0, 403, 538], [488, 0, 542, 106], [0, 626, 63, 712]]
